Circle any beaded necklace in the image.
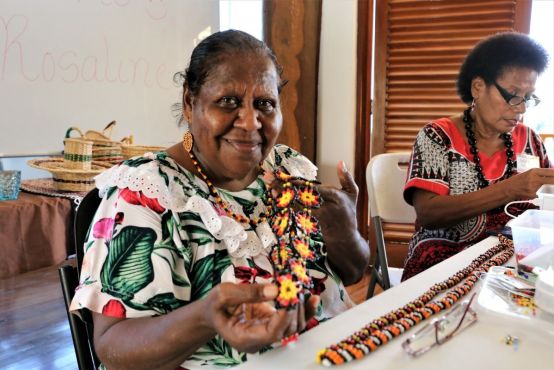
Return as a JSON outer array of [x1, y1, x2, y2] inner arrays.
[[462, 107, 515, 188], [316, 235, 514, 366], [268, 169, 322, 310], [186, 148, 322, 313], [187, 149, 272, 226]]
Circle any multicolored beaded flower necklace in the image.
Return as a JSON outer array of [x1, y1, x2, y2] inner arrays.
[[186, 147, 322, 314], [463, 107, 515, 188], [268, 169, 322, 310], [316, 235, 514, 366]]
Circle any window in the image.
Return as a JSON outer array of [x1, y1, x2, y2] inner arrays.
[[219, 0, 263, 40], [526, 0, 554, 158]]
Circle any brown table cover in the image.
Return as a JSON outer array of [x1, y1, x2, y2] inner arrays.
[[0, 192, 74, 279]]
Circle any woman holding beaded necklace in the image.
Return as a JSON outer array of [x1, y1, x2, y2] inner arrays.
[[70, 30, 369, 370], [402, 32, 554, 281]]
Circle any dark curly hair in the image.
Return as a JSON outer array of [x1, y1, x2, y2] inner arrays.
[[456, 32, 549, 104], [173, 30, 284, 125]]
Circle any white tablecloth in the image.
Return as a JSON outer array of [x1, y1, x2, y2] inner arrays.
[[236, 237, 554, 370]]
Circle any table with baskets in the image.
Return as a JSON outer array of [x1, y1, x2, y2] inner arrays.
[[0, 122, 165, 279]]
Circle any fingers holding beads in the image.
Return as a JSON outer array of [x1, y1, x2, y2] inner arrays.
[[503, 168, 554, 200]]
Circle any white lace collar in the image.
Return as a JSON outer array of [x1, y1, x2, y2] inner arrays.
[[94, 146, 316, 258]]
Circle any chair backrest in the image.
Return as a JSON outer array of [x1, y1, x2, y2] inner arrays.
[[365, 152, 415, 298], [59, 188, 102, 370], [59, 265, 98, 370], [366, 152, 416, 224], [74, 188, 102, 274]]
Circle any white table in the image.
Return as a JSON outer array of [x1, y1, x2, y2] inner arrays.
[[237, 237, 554, 369]]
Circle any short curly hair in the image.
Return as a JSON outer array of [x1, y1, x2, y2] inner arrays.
[[456, 32, 549, 104]]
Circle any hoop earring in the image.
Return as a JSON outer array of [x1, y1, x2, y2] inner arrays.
[[182, 131, 193, 153]]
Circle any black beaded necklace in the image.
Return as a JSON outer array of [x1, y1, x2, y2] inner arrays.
[[462, 107, 515, 188]]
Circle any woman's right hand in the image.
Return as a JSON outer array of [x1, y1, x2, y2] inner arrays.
[[503, 168, 554, 201], [204, 283, 319, 353]]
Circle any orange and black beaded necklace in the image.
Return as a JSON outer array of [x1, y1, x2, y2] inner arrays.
[[268, 169, 322, 310], [316, 235, 514, 366], [187, 148, 322, 317]]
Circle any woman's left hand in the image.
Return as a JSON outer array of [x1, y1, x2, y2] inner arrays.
[[314, 161, 370, 285], [208, 283, 319, 353]]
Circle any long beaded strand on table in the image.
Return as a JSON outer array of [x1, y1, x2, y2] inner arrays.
[[316, 235, 514, 366]]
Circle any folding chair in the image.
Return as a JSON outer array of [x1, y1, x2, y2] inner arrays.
[[59, 188, 102, 370], [366, 153, 416, 298]]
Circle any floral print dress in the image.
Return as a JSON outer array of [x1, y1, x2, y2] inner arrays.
[[402, 118, 551, 281], [70, 144, 353, 369]]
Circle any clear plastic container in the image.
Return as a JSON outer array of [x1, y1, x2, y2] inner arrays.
[[535, 266, 554, 315], [537, 184, 554, 211], [477, 266, 554, 337], [509, 210, 554, 281]]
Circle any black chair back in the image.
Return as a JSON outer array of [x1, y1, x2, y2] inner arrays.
[[59, 188, 102, 370], [74, 188, 101, 274]]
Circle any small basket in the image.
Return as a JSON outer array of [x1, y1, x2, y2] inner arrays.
[[120, 136, 165, 160], [28, 157, 112, 192], [84, 121, 123, 165], [64, 127, 93, 170]]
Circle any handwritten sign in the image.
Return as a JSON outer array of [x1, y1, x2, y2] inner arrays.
[[0, 0, 218, 155]]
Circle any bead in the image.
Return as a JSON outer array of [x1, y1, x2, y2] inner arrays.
[[281, 332, 299, 346], [189, 149, 325, 320], [189, 150, 275, 227], [462, 107, 513, 190], [317, 237, 514, 366]]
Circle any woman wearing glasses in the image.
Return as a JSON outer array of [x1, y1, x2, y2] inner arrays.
[[402, 32, 554, 281]]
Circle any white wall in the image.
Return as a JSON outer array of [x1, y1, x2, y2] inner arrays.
[[0, 0, 219, 156], [317, 0, 357, 186]]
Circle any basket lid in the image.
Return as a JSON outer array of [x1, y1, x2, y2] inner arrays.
[[27, 157, 112, 176]]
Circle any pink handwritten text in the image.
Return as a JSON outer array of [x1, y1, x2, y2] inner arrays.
[[0, 14, 172, 89]]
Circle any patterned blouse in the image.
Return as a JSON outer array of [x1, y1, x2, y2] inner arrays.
[[402, 118, 551, 280], [70, 144, 353, 369]]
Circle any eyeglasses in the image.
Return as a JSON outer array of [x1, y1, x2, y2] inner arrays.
[[493, 81, 541, 108], [402, 293, 478, 357]]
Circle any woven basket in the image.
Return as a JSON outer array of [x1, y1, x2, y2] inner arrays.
[[84, 121, 123, 165], [63, 127, 93, 170], [27, 157, 111, 192], [120, 136, 165, 159]]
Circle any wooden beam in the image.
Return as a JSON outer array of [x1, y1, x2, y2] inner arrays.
[[263, 0, 322, 162], [355, 0, 374, 239]]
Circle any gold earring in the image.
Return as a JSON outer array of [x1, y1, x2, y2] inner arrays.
[[182, 131, 193, 152]]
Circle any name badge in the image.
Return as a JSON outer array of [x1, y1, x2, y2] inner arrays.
[[516, 153, 540, 173]]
